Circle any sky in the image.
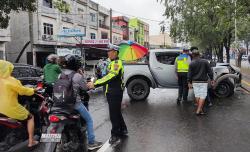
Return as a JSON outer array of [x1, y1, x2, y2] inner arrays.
[[92, 0, 168, 35]]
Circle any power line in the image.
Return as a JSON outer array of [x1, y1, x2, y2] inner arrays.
[[112, 9, 163, 23]]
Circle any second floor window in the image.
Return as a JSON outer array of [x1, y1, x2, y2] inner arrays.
[[43, 0, 52, 8], [78, 8, 84, 19], [43, 23, 53, 35], [90, 13, 96, 22], [90, 33, 96, 39], [101, 32, 108, 39]]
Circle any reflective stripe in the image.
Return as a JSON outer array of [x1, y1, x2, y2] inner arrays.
[[94, 59, 123, 88], [176, 55, 189, 73], [105, 84, 108, 95]]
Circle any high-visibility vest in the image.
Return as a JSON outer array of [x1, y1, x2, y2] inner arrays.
[[94, 59, 124, 94], [176, 54, 189, 73]]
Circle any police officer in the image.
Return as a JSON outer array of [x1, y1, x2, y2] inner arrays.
[[175, 48, 192, 104], [87, 44, 127, 144]]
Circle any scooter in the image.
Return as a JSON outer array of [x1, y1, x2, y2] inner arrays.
[[0, 87, 52, 152], [41, 107, 88, 152]]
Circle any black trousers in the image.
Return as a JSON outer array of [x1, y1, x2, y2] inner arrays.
[[106, 92, 127, 136], [44, 83, 53, 97], [177, 72, 189, 101]]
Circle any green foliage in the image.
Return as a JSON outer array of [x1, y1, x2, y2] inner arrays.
[[159, 0, 250, 63], [0, 0, 36, 28], [53, 0, 71, 13]]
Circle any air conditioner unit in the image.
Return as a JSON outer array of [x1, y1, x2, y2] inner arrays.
[[47, 35, 54, 40], [42, 35, 47, 40], [42, 35, 54, 41]]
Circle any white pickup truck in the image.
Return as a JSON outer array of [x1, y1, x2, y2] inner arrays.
[[124, 49, 241, 101]]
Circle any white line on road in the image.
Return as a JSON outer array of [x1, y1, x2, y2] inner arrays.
[[97, 140, 110, 152]]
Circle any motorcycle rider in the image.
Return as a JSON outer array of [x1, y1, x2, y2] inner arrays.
[[0, 60, 38, 148], [58, 55, 103, 150], [43, 54, 61, 97]]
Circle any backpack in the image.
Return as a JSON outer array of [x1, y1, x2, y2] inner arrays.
[[52, 72, 76, 108]]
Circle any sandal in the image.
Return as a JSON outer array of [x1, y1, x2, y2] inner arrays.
[[28, 140, 39, 149], [196, 111, 206, 116]]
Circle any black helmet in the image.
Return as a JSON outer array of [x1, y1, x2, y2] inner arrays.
[[64, 54, 82, 71]]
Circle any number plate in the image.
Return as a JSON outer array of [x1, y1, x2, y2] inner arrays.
[[40, 133, 62, 142]]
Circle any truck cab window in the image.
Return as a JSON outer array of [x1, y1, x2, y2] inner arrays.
[[155, 52, 179, 65]]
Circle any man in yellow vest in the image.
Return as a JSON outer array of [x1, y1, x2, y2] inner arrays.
[[87, 44, 127, 144], [175, 48, 192, 104]]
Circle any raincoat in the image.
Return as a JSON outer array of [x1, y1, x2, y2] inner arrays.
[[0, 60, 34, 120]]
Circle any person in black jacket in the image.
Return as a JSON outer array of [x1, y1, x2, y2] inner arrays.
[[187, 50, 215, 115]]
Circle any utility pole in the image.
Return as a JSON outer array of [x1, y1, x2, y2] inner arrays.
[[29, 12, 36, 66], [110, 8, 112, 43]]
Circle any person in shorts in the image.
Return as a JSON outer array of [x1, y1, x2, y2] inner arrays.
[[187, 49, 215, 115]]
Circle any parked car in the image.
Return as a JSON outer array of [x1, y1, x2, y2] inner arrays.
[[124, 49, 241, 101], [12, 63, 43, 85]]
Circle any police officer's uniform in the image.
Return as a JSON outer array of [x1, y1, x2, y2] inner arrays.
[[175, 53, 191, 103], [94, 52, 127, 142]]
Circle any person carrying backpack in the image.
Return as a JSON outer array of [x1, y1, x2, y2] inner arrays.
[[53, 55, 102, 150]]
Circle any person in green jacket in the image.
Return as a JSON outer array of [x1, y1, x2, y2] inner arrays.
[[43, 54, 61, 96]]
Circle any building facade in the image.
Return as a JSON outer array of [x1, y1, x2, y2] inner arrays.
[[0, 28, 11, 60], [112, 24, 123, 45], [6, 0, 98, 67], [129, 18, 149, 47], [5, 1, 150, 66], [149, 33, 173, 49], [112, 16, 129, 41], [98, 6, 110, 39], [87, 0, 98, 40]]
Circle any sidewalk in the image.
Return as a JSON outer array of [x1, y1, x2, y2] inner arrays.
[[230, 60, 250, 91], [235, 64, 250, 91]]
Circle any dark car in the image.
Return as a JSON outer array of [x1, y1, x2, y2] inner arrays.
[[12, 63, 43, 85]]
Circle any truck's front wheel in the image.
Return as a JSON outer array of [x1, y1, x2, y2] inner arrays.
[[213, 80, 234, 98], [127, 79, 150, 101]]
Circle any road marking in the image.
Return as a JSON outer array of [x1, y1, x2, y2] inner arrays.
[[97, 140, 110, 152], [240, 86, 250, 94], [242, 80, 250, 87]]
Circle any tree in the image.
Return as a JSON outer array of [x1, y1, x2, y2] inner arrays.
[[158, 0, 248, 64], [0, 0, 36, 28], [53, 0, 71, 13], [238, 16, 250, 55]]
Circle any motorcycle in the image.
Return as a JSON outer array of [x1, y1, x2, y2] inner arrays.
[[41, 107, 88, 152], [0, 85, 52, 152]]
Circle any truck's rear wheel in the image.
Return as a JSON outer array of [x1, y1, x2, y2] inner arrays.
[[127, 79, 150, 101]]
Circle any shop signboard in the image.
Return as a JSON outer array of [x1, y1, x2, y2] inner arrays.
[[82, 39, 109, 44], [58, 28, 85, 37], [57, 48, 82, 56]]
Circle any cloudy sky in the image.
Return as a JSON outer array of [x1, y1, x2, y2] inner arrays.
[[92, 0, 167, 35]]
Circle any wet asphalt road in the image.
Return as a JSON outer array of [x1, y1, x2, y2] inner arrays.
[[89, 88, 250, 152]]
